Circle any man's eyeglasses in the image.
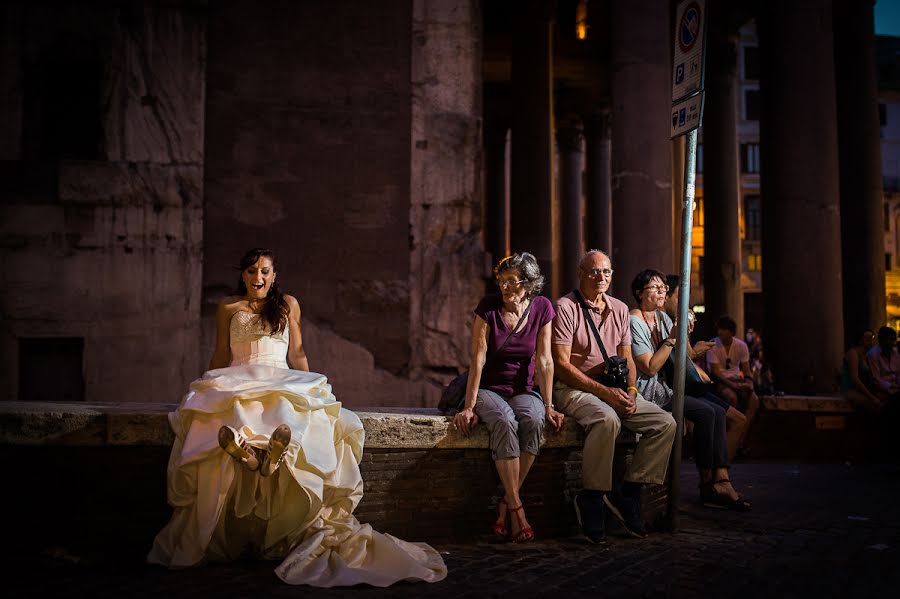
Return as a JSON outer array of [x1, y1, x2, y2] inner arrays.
[[497, 278, 526, 290], [582, 268, 613, 279], [643, 284, 669, 294]]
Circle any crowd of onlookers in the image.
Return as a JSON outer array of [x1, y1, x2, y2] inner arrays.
[[842, 325, 900, 415]]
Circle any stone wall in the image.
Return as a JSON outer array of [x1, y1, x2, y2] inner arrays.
[[203, 0, 415, 375], [202, 0, 485, 407], [0, 402, 669, 555], [409, 0, 486, 388], [0, 1, 205, 403]]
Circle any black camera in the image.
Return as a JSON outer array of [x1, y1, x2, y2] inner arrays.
[[597, 355, 629, 391]]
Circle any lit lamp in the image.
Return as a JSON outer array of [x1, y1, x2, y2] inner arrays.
[[576, 0, 588, 40]]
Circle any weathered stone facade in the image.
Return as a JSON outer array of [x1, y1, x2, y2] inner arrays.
[[1, 0, 484, 408], [0, 1, 205, 404]]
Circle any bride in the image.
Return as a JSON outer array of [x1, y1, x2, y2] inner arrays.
[[148, 248, 447, 587]]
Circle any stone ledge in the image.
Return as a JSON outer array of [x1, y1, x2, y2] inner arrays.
[[0, 401, 633, 448], [760, 395, 855, 413]]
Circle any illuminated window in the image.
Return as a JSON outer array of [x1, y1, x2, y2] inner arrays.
[[747, 254, 762, 271], [694, 195, 704, 227]]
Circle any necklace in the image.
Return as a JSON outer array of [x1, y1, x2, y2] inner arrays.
[[246, 297, 267, 313]]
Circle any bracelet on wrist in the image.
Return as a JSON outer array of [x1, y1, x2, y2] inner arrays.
[[627, 385, 638, 394], [664, 339, 676, 348]]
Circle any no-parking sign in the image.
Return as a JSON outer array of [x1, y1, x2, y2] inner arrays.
[[672, 0, 706, 103]]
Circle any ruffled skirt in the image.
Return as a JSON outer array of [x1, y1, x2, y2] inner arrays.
[[147, 365, 447, 587]]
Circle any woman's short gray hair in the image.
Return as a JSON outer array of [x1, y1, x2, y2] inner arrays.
[[494, 252, 545, 298]]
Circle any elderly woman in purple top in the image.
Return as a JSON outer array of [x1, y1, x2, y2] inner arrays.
[[452, 253, 565, 542]]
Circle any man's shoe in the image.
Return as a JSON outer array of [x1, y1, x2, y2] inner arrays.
[[603, 488, 647, 538], [574, 491, 606, 544]]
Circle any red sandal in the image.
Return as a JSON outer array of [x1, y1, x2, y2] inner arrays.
[[492, 498, 510, 540], [509, 504, 534, 543]]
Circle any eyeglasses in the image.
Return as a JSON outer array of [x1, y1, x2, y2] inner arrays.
[[582, 268, 613, 279], [643, 284, 669, 294], [497, 278, 526, 290]]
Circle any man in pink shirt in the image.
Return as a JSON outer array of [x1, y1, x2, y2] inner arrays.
[[552, 251, 675, 544]]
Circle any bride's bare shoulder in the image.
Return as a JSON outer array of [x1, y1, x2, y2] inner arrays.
[[217, 296, 247, 318]]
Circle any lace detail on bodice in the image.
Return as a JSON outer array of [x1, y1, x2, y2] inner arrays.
[[229, 311, 290, 369]]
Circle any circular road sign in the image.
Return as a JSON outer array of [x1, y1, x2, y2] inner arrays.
[[678, 2, 702, 53]]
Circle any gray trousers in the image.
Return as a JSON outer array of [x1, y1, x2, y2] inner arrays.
[[474, 389, 545, 460], [554, 380, 676, 491]]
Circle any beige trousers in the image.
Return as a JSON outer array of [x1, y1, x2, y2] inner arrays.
[[554, 380, 676, 491]]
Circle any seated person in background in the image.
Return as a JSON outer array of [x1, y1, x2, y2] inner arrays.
[[552, 251, 676, 543], [866, 326, 900, 401], [452, 252, 564, 543], [664, 275, 747, 461], [706, 316, 760, 446], [841, 329, 882, 414], [631, 270, 750, 512]]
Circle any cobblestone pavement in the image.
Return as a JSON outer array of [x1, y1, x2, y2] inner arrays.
[[5, 463, 900, 598]]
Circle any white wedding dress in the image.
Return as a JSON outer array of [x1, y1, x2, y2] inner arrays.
[[148, 310, 447, 586]]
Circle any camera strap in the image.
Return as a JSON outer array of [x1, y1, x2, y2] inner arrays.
[[573, 289, 613, 364]]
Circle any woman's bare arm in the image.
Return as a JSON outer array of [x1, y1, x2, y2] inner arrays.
[[285, 295, 309, 371]]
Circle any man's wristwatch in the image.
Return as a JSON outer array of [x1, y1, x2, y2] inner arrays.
[[663, 338, 676, 348]]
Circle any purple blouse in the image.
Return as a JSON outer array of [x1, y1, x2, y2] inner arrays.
[[474, 294, 556, 398]]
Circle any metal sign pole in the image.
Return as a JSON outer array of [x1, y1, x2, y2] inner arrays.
[[667, 0, 706, 532], [667, 128, 698, 532]]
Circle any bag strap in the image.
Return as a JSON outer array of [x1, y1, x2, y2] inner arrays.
[[489, 301, 532, 363], [573, 289, 612, 363]]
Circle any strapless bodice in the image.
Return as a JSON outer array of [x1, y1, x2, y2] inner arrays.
[[229, 310, 289, 369]]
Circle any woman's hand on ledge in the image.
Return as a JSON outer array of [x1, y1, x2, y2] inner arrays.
[[545, 406, 565, 432], [452, 407, 479, 436]]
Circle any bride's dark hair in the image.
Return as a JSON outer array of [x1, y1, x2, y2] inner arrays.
[[236, 248, 290, 335]]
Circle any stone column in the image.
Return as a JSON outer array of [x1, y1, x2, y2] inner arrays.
[[834, 0, 886, 343], [585, 111, 612, 255], [557, 118, 585, 291], [758, 0, 844, 393], [702, 27, 744, 336], [511, 0, 557, 297], [609, 0, 673, 301], [484, 119, 511, 264]]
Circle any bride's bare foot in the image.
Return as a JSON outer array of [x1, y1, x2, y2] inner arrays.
[[218, 426, 259, 471], [260, 424, 291, 477]]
